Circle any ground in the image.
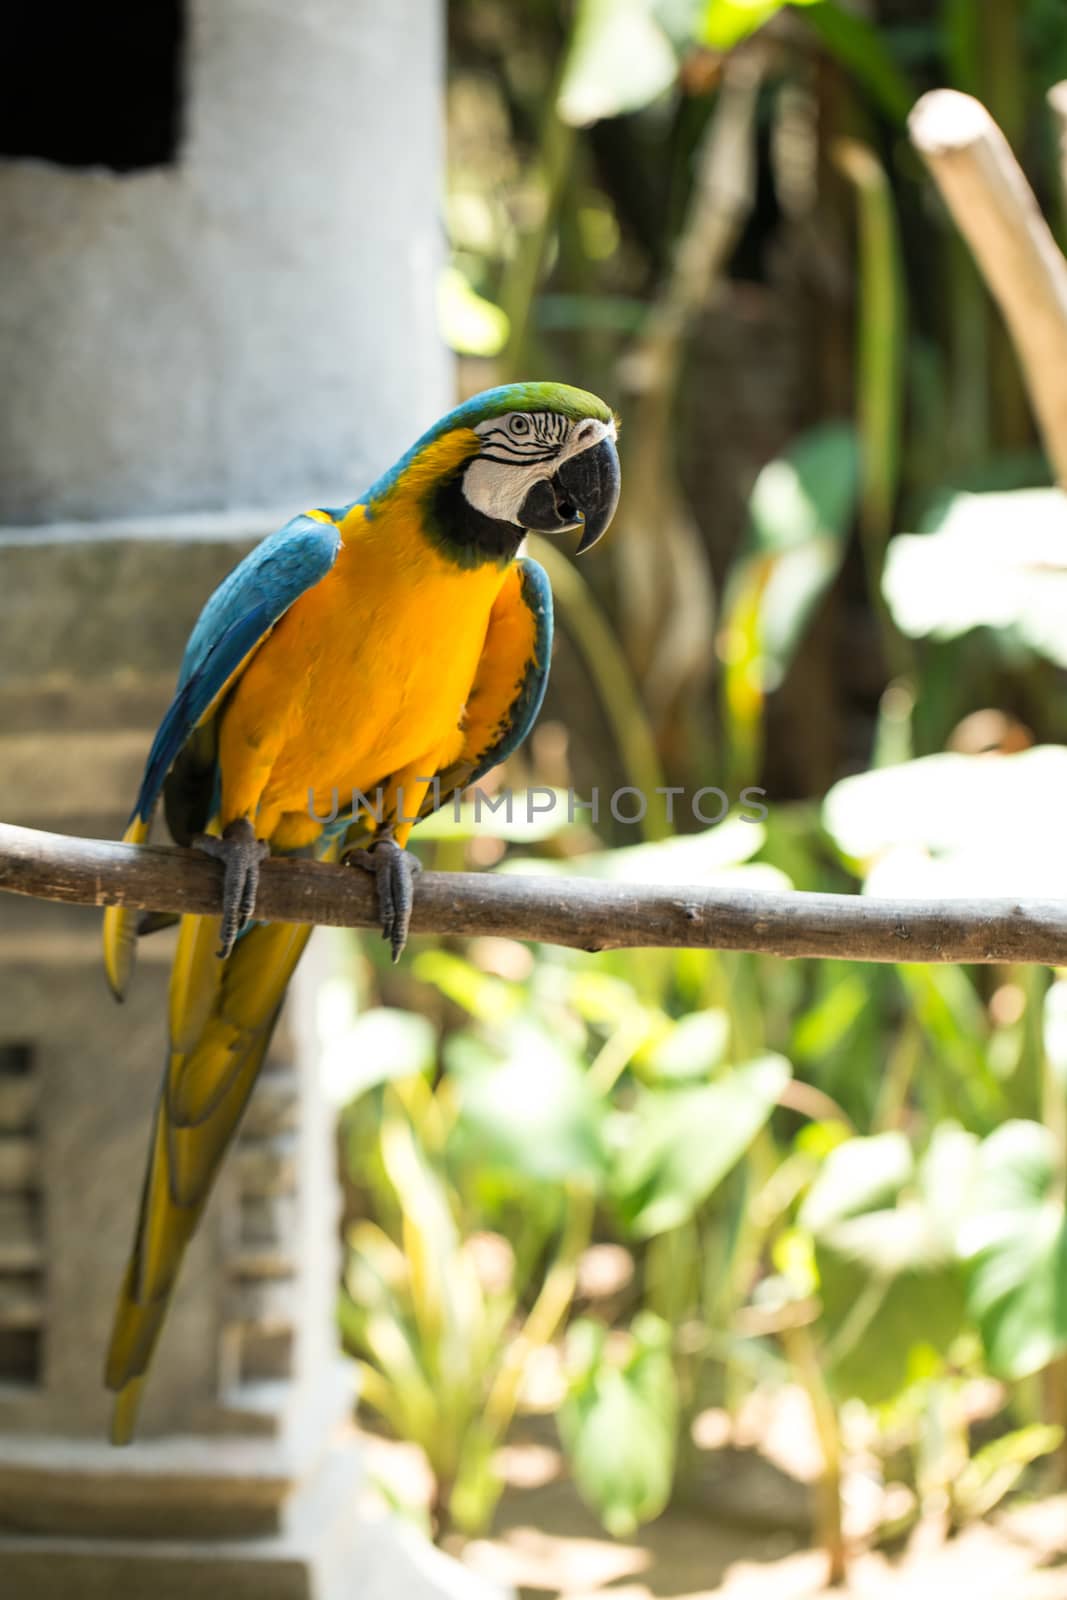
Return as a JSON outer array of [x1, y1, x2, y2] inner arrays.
[[359, 1385, 1067, 1600]]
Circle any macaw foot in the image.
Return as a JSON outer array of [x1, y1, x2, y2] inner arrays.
[[343, 833, 422, 963], [192, 818, 270, 958]]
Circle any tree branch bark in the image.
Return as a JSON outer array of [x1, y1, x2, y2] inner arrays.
[[3, 821, 1067, 966]]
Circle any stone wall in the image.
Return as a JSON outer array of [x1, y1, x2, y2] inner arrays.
[[0, 3, 510, 1594]]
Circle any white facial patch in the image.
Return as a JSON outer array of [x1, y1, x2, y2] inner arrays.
[[463, 411, 617, 526]]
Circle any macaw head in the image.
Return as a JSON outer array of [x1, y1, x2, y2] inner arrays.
[[370, 382, 620, 566], [457, 382, 620, 555]]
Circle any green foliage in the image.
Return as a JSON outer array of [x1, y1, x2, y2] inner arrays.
[[720, 425, 860, 782], [559, 0, 679, 127], [953, 1423, 1065, 1521], [340, 941, 798, 1536], [559, 1313, 679, 1534], [960, 1122, 1067, 1380], [447, 1019, 607, 1184], [729, 425, 860, 686], [798, 1128, 971, 1404], [612, 1054, 790, 1236], [796, 4, 914, 123], [402, 0, 1067, 1563]]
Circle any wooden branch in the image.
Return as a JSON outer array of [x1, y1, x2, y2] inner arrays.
[[909, 88, 1067, 486], [3, 821, 1067, 965]]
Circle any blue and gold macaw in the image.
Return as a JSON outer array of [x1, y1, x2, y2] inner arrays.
[[101, 382, 620, 1443]]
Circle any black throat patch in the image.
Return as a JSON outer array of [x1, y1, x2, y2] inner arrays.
[[426, 472, 526, 570]]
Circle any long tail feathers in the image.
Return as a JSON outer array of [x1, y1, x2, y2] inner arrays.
[[102, 815, 152, 1001], [105, 911, 313, 1444]]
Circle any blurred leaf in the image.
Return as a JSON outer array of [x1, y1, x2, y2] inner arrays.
[[721, 425, 860, 706], [898, 964, 1000, 1125], [701, 0, 789, 49], [559, 0, 678, 126], [823, 746, 1067, 898], [700, 3, 913, 123], [537, 292, 648, 333], [918, 1123, 980, 1240], [438, 266, 510, 357], [614, 1054, 790, 1236], [959, 1120, 1067, 1380], [448, 1021, 607, 1184], [748, 425, 859, 559], [941, 0, 980, 93], [568, 969, 649, 1027], [449, 1423, 504, 1534], [791, 968, 869, 1062], [800, 1131, 912, 1234], [1044, 977, 1067, 1093], [345, 1219, 410, 1310], [818, 1202, 946, 1276], [802, 1132, 967, 1404], [799, 3, 915, 124], [559, 1313, 678, 1535], [883, 490, 1067, 667], [504, 817, 786, 888], [413, 949, 523, 1023], [795, 1119, 853, 1161], [643, 1008, 731, 1081], [835, 138, 905, 668], [380, 1111, 462, 1348], [819, 1255, 965, 1405], [954, 1423, 1064, 1520], [653, 0, 707, 48], [323, 1007, 436, 1106]]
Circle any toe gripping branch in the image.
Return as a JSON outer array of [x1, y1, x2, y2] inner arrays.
[[193, 817, 270, 958], [343, 831, 422, 962]]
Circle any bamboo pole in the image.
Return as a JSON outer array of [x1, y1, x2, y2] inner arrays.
[[909, 88, 1067, 485]]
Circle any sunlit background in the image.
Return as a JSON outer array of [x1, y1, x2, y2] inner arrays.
[[338, 4, 1067, 1596]]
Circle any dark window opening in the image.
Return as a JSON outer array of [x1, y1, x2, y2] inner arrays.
[[239, 1326, 293, 1384], [0, 1043, 33, 1078], [0, 1266, 44, 1387], [1, 2, 185, 172], [0, 1044, 44, 1387], [0, 1329, 42, 1388], [0, 1042, 37, 1136]]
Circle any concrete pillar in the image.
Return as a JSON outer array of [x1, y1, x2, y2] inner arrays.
[[0, 4, 507, 1595]]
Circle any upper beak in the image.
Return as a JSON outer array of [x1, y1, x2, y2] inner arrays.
[[518, 435, 621, 554]]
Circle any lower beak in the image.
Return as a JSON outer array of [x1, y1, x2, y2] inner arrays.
[[518, 436, 621, 554]]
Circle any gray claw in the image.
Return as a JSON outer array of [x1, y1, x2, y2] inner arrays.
[[193, 818, 269, 958], [344, 834, 421, 962]]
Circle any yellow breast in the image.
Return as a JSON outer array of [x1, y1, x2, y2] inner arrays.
[[216, 436, 510, 839]]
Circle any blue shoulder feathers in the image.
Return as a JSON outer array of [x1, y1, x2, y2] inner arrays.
[[132, 514, 341, 824]]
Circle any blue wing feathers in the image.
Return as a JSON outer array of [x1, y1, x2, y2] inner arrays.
[[132, 515, 340, 823], [178, 515, 340, 687]]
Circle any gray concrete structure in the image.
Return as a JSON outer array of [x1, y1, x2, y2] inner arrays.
[[0, 3, 508, 1595], [0, 0, 446, 524]]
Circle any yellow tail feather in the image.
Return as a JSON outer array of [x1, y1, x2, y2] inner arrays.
[[105, 912, 313, 1442], [102, 816, 152, 1000]]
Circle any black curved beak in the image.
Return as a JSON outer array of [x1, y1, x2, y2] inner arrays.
[[517, 435, 621, 554]]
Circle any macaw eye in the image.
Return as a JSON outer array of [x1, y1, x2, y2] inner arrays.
[[510, 415, 530, 435]]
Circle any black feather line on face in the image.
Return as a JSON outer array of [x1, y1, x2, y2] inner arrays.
[[478, 447, 560, 465], [478, 412, 570, 464]]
